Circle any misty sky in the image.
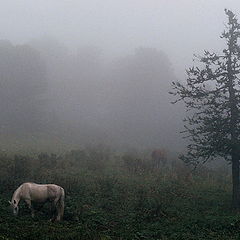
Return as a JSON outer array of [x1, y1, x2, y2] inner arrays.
[[1, 0, 240, 78]]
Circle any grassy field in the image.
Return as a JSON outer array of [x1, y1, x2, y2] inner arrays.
[[0, 149, 239, 240]]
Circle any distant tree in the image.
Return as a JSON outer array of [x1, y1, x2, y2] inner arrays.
[[109, 47, 175, 147], [170, 10, 240, 209], [151, 149, 167, 168], [0, 41, 47, 133]]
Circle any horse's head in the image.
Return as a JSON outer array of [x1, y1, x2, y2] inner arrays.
[[9, 200, 19, 216]]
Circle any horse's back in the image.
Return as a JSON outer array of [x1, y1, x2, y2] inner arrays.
[[20, 182, 64, 202]]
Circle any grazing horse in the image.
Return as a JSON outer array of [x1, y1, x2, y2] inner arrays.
[[151, 149, 167, 169], [9, 182, 65, 221]]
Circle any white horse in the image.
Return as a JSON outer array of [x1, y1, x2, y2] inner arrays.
[[9, 182, 65, 221]]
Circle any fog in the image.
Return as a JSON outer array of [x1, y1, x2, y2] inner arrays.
[[0, 0, 239, 153]]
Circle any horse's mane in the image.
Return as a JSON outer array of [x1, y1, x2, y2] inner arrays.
[[12, 185, 23, 201]]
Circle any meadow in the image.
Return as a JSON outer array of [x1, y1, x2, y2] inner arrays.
[[0, 148, 239, 240]]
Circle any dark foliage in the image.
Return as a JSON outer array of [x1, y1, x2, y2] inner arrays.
[[170, 10, 240, 208], [0, 148, 235, 240]]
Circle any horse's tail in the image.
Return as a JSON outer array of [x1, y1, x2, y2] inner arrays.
[[58, 187, 65, 220]]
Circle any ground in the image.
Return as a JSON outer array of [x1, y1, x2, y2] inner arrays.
[[0, 151, 239, 239]]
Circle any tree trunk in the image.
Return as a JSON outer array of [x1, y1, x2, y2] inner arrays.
[[232, 153, 240, 209], [227, 28, 240, 210]]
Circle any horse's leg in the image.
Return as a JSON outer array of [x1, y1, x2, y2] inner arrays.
[[25, 199, 35, 218], [49, 201, 56, 222], [57, 188, 65, 221], [54, 198, 63, 221], [55, 201, 61, 221], [59, 199, 64, 221], [56, 201, 64, 221]]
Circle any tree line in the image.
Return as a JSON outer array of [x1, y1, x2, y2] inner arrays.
[[0, 39, 181, 150]]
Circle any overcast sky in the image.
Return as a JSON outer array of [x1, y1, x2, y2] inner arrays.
[[0, 0, 240, 77]]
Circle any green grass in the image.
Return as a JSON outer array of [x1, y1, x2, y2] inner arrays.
[[0, 172, 239, 240], [0, 150, 238, 239]]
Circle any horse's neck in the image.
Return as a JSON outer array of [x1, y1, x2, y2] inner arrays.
[[12, 187, 22, 204]]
